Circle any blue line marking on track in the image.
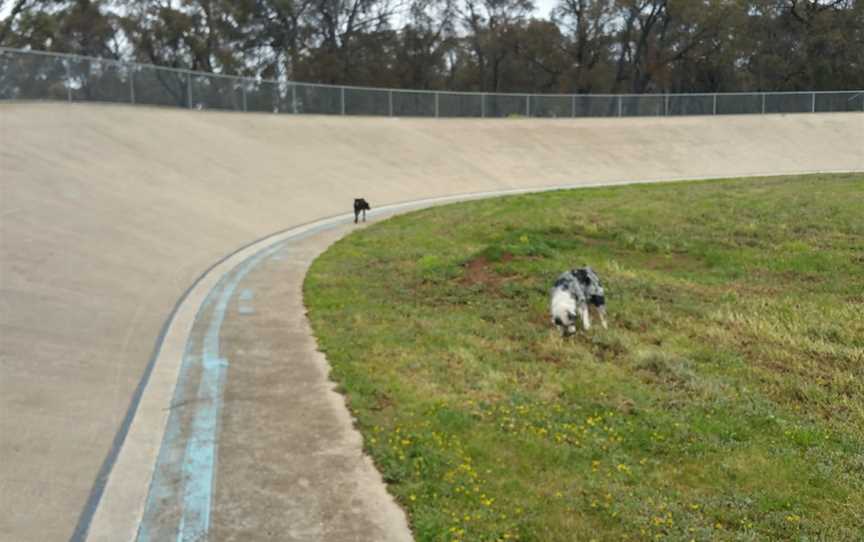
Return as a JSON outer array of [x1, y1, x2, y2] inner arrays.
[[137, 242, 287, 541], [135, 218, 357, 542], [137, 322, 200, 542], [238, 289, 255, 315]]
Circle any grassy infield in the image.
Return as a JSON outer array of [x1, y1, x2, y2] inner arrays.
[[304, 174, 864, 541]]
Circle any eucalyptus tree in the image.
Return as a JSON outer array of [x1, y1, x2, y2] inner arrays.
[[552, 0, 615, 92], [392, 0, 457, 89], [458, 0, 536, 91], [0, 0, 118, 56]]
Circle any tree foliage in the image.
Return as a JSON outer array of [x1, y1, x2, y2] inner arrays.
[[1, 0, 861, 92]]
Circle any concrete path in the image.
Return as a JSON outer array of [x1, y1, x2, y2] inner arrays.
[[0, 103, 861, 541], [205, 226, 409, 542], [126, 223, 412, 542]]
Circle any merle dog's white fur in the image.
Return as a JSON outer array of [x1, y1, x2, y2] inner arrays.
[[550, 267, 607, 336]]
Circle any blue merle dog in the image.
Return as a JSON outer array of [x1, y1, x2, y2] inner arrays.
[[550, 267, 608, 336]]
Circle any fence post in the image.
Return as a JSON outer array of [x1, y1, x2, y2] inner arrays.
[[129, 66, 135, 105], [340, 86, 345, 115], [481, 93, 486, 118], [572, 94, 576, 118], [618, 95, 622, 117], [435, 92, 439, 118], [761, 93, 766, 114], [388, 90, 393, 117], [712, 93, 717, 115], [291, 84, 297, 114], [241, 80, 247, 112], [64, 60, 72, 102], [525, 95, 530, 117], [187, 73, 193, 109], [663, 94, 668, 116], [811, 92, 816, 113]]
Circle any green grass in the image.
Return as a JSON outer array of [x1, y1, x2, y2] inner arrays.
[[304, 174, 864, 541]]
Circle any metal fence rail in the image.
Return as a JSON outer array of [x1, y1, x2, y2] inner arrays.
[[1, 47, 862, 118]]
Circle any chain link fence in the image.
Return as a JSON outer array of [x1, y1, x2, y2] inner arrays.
[[2, 47, 862, 118]]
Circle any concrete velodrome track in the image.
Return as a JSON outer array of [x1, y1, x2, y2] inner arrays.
[[0, 102, 862, 541]]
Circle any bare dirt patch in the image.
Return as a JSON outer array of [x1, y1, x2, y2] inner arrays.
[[460, 252, 514, 287]]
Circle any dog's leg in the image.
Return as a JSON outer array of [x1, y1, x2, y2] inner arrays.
[[596, 305, 608, 329], [553, 316, 565, 337], [354, 209, 359, 224], [579, 305, 591, 330]]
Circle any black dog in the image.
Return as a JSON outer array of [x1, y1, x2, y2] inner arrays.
[[354, 198, 371, 223]]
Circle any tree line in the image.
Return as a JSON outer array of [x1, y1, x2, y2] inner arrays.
[[1, 0, 862, 93]]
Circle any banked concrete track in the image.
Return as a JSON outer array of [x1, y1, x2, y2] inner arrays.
[[0, 103, 861, 541]]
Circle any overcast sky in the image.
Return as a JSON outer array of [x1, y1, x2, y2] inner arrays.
[[534, 0, 558, 19]]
